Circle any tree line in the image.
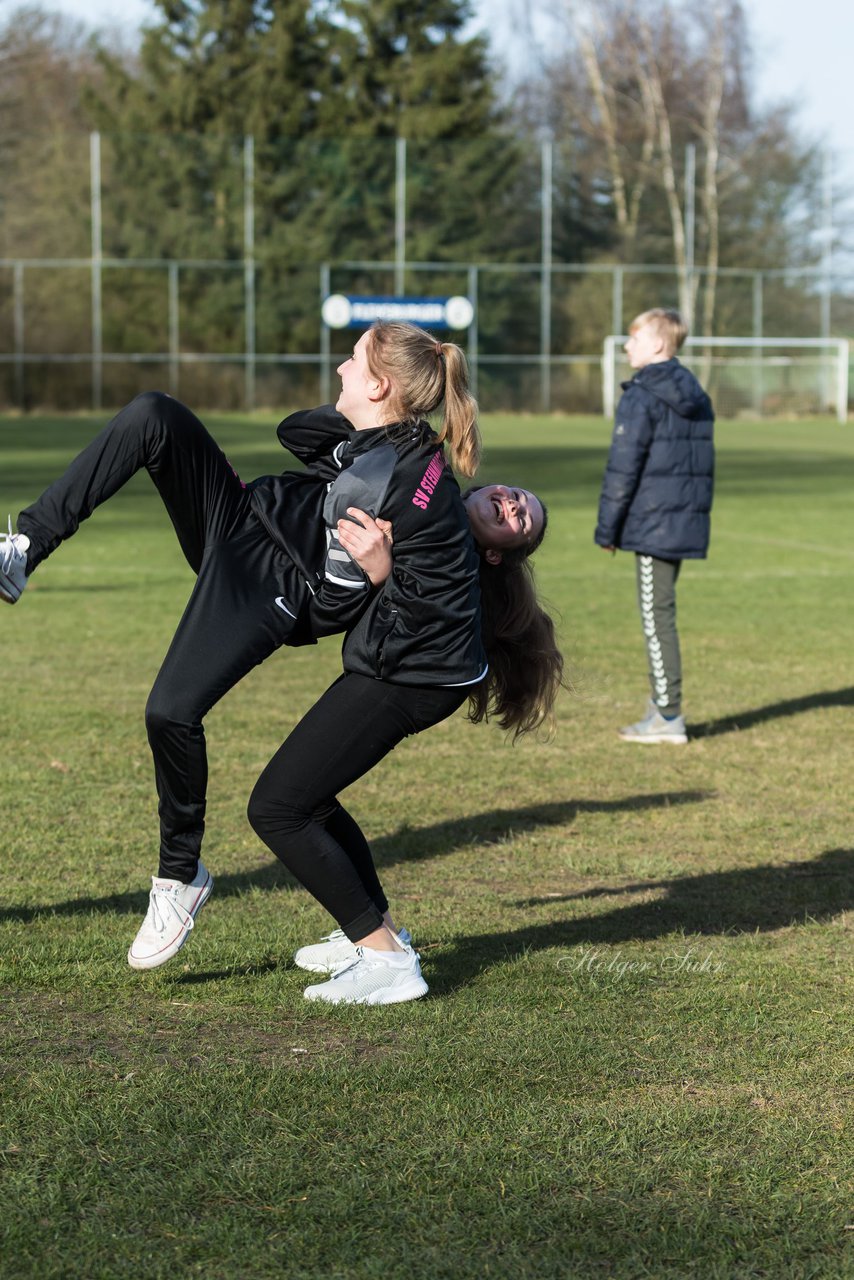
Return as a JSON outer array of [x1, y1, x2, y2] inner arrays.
[[0, 0, 836, 408]]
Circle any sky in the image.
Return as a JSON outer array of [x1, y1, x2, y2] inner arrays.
[[4, 0, 851, 183]]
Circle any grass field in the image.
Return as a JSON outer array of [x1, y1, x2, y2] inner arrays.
[[1, 410, 852, 1279]]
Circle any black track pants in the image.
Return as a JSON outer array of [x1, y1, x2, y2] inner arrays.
[[18, 393, 304, 880], [247, 673, 467, 942], [635, 553, 682, 716]]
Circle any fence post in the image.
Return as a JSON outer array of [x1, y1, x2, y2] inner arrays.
[[820, 147, 833, 341], [168, 263, 179, 397], [467, 264, 479, 401], [395, 138, 407, 296], [820, 148, 834, 412], [611, 266, 623, 339], [602, 335, 616, 420], [13, 262, 24, 409], [540, 137, 553, 412], [90, 131, 103, 412], [684, 143, 696, 328], [752, 272, 763, 415], [320, 263, 331, 403], [835, 339, 849, 424], [244, 134, 256, 412]]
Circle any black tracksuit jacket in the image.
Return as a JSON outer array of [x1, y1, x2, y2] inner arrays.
[[249, 406, 487, 688]]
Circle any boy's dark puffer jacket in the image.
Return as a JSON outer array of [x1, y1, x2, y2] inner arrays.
[[594, 357, 715, 560]]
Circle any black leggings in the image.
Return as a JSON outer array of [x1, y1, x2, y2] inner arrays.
[[18, 392, 302, 879], [247, 673, 467, 942]]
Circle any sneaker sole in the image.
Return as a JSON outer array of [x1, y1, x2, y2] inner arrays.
[[0, 579, 21, 603], [618, 732, 688, 745], [293, 931, 412, 974], [293, 956, 355, 974], [304, 975, 429, 1006], [127, 873, 214, 971], [363, 975, 428, 1005]]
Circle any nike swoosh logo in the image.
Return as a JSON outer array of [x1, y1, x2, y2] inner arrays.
[[274, 597, 297, 619]]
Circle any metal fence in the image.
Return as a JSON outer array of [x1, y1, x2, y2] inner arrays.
[[1, 132, 852, 415]]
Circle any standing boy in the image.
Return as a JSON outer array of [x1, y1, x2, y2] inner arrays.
[[595, 308, 714, 743]]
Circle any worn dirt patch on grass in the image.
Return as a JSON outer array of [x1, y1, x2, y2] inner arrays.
[[0, 989, 399, 1072]]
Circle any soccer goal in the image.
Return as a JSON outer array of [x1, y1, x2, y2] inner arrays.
[[602, 336, 850, 422]]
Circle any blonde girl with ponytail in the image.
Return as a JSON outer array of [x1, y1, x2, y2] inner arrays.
[[365, 321, 481, 477], [248, 321, 566, 1004]]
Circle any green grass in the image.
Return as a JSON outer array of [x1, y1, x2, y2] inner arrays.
[[1, 410, 853, 1279]]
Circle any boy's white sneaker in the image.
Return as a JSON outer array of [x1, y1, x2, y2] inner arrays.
[[619, 700, 688, 745], [0, 520, 30, 604], [294, 925, 412, 974], [303, 944, 428, 1006], [127, 861, 213, 971]]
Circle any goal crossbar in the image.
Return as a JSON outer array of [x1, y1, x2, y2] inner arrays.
[[602, 336, 850, 422]]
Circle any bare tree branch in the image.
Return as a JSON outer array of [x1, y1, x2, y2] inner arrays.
[[637, 11, 690, 318], [697, 5, 725, 341]]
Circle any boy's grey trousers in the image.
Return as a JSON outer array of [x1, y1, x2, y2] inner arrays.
[[635, 553, 682, 716]]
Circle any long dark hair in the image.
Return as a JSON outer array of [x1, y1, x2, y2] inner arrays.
[[464, 493, 565, 740]]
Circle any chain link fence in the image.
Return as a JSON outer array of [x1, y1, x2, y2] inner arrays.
[[1, 132, 851, 415]]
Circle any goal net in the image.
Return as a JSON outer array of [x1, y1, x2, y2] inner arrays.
[[602, 336, 850, 422]]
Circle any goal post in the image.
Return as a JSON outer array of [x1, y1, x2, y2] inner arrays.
[[602, 336, 850, 423]]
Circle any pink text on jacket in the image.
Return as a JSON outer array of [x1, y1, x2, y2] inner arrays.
[[411, 450, 446, 510]]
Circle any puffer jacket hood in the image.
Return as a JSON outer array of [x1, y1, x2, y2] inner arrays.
[[632, 359, 713, 421]]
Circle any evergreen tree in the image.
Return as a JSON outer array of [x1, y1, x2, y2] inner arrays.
[[334, 0, 526, 258], [85, 0, 338, 380], [324, 0, 535, 359], [85, 0, 528, 387]]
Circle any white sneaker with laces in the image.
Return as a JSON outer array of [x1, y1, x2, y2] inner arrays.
[[303, 944, 428, 1006], [127, 861, 213, 971], [0, 519, 30, 604], [294, 925, 413, 974], [619, 699, 688, 745]]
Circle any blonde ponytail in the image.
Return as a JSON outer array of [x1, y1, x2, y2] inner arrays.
[[437, 341, 480, 477], [367, 322, 482, 477]]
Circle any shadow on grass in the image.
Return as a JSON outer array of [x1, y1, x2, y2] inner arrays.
[[0, 789, 711, 924], [27, 583, 128, 595], [371, 790, 713, 868], [175, 958, 282, 984], [431, 846, 854, 994], [692, 686, 854, 738]]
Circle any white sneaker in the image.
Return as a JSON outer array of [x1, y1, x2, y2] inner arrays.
[[303, 944, 428, 1006], [294, 925, 412, 974], [0, 519, 30, 604], [619, 700, 688, 745], [127, 861, 213, 971]]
